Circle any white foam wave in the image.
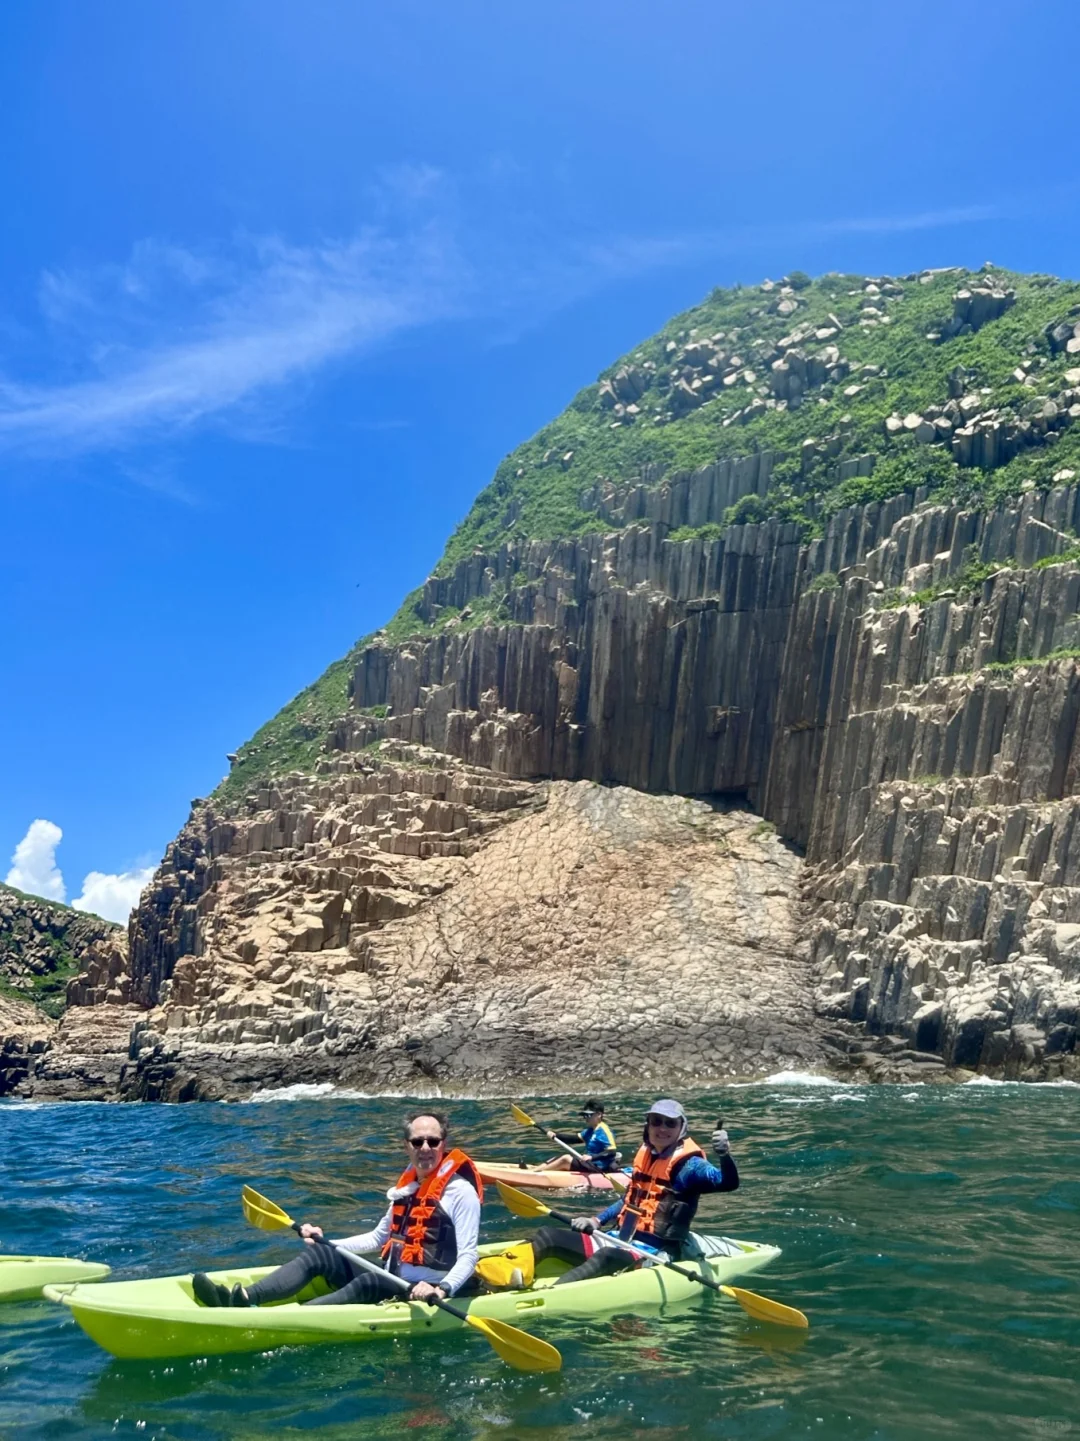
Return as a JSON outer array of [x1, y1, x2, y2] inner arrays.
[[763, 1070, 853, 1087], [245, 1082, 464, 1103], [964, 1075, 1079, 1089], [247, 1082, 339, 1102]]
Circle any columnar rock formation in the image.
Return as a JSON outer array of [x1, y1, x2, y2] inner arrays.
[[22, 479, 1079, 1098], [340, 481, 1080, 1080], [30, 751, 815, 1099], [10, 264, 1080, 1097], [349, 515, 803, 798]]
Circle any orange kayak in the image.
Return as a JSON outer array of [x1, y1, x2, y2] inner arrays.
[[476, 1161, 625, 1192]]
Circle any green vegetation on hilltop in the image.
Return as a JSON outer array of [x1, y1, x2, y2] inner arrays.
[[438, 264, 1080, 567], [215, 263, 1080, 800]]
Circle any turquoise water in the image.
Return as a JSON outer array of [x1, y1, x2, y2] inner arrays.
[[1, 1078, 1077, 1440]]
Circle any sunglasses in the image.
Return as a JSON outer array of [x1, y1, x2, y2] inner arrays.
[[646, 1115, 681, 1128], [408, 1135, 444, 1149]]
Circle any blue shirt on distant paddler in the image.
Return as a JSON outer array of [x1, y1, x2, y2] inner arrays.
[[529, 1098, 618, 1173]]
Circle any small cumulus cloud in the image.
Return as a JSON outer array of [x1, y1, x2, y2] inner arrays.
[[4, 819, 66, 901], [4, 819, 154, 923], [72, 868, 154, 925]]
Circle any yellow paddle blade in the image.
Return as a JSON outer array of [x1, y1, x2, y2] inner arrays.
[[238, 1182, 561, 1372], [466, 1314, 562, 1372], [496, 1179, 553, 1221], [241, 1184, 296, 1232], [510, 1103, 536, 1128], [720, 1284, 809, 1329]]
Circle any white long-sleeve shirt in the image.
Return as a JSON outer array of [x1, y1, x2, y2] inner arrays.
[[332, 1176, 481, 1296]]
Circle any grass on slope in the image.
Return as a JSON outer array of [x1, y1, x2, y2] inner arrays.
[[213, 647, 362, 804], [0, 956, 80, 1019], [437, 265, 1080, 567], [214, 264, 1080, 799]]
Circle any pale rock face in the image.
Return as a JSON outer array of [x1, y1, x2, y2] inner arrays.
[[354, 783, 814, 1090], [31, 758, 817, 1099]]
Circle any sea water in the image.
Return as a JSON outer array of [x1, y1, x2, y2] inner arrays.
[[1, 1077, 1077, 1439]]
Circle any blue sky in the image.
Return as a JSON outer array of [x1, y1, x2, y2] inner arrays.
[[2, 0, 1078, 919]]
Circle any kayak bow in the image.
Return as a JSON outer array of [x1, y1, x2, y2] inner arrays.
[[0, 1256, 110, 1303]]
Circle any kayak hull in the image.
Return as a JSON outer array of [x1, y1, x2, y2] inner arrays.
[[476, 1161, 624, 1191], [0, 1256, 111, 1303], [46, 1237, 780, 1360]]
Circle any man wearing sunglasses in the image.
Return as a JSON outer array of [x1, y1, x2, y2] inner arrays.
[[191, 1112, 482, 1308], [528, 1099, 736, 1286]]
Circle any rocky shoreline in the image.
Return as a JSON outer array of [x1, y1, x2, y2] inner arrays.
[[17, 771, 827, 1101]]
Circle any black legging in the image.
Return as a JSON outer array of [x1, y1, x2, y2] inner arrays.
[[245, 1243, 414, 1307], [529, 1226, 639, 1286]]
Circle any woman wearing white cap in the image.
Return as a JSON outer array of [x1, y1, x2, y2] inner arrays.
[[528, 1100, 736, 1285]]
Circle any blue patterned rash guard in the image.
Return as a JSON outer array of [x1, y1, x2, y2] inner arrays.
[[595, 1151, 739, 1232]]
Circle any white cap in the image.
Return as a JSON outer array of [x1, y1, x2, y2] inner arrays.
[[647, 1099, 686, 1122]]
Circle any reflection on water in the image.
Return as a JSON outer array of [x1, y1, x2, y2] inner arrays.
[[1, 1082, 1077, 1439]]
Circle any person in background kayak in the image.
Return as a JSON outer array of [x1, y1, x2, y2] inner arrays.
[[527, 1099, 736, 1284], [532, 1098, 618, 1173], [191, 1111, 482, 1308]]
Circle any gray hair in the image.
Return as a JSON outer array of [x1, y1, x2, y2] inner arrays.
[[402, 1110, 449, 1141]]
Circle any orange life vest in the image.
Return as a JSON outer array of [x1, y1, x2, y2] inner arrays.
[[381, 1148, 483, 1273], [617, 1136, 705, 1245]]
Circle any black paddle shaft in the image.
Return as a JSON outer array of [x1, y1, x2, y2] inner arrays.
[[545, 1204, 727, 1296], [545, 1125, 731, 1301], [290, 1221, 469, 1320], [548, 1208, 727, 1298]]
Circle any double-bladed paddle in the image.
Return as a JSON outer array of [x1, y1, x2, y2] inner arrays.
[[510, 1103, 629, 1188], [240, 1184, 561, 1372], [494, 1177, 808, 1329]]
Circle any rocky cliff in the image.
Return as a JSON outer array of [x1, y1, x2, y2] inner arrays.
[[12, 265, 1080, 1098], [0, 884, 119, 1013], [0, 886, 121, 1093], [30, 751, 815, 1099]]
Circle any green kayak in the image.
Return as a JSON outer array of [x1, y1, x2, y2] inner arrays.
[[1, 1255, 111, 1303], [45, 1236, 779, 1359]]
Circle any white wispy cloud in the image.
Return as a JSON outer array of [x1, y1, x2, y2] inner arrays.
[[0, 226, 464, 458], [4, 819, 66, 901], [576, 205, 1001, 286], [802, 204, 1001, 239], [0, 180, 1002, 461]]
